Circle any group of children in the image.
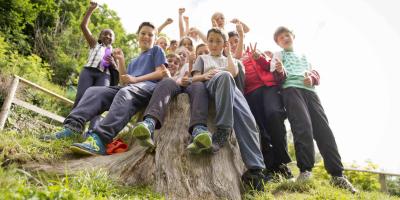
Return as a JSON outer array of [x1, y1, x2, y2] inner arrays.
[[43, 1, 358, 193]]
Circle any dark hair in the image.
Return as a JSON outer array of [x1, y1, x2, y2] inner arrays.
[[207, 27, 228, 42], [136, 22, 157, 34], [228, 31, 239, 38], [273, 26, 294, 43], [170, 39, 177, 45], [97, 29, 115, 44], [195, 43, 207, 54], [178, 37, 194, 51]]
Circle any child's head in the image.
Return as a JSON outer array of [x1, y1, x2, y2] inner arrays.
[[188, 27, 199, 39], [178, 37, 194, 52], [166, 53, 181, 76], [175, 46, 190, 65], [98, 29, 115, 46], [211, 12, 225, 28], [228, 31, 239, 53], [206, 27, 228, 56], [155, 36, 169, 51], [195, 43, 209, 57], [274, 26, 295, 50], [169, 40, 178, 52], [136, 22, 157, 51]]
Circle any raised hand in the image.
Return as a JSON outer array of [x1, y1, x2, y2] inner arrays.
[[89, 1, 98, 10], [274, 58, 284, 73], [224, 42, 232, 56], [249, 42, 260, 60], [236, 23, 244, 37], [183, 16, 189, 23], [230, 18, 240, 24], [179, 8, 185, 15], [212, 19, 218, 28], [165, 18, 173, 24]]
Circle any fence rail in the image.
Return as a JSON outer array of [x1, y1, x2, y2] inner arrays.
[[0, 75, 72, 129]]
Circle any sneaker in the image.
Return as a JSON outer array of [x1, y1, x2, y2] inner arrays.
[[131, 121, 155, 149], [211, 128, 231, 153], [186, 126, 212, 154], [241, 169, 268, 191], [331, 176, 358, 194], [70, 131, 106, 156], [40, 127, 79, 141], [296, 171, 312, 182]]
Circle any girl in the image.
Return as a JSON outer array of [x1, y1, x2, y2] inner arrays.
[[192, 28, 267, 191], [75, 1, 118, 130]]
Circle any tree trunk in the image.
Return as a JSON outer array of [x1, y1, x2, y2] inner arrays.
[[25, 94, 246, 200]]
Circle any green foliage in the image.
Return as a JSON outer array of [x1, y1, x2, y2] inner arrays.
[[388, 177, 400, 197], [344, 161, 380, 192]]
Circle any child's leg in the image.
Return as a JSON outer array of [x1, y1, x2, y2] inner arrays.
[[246, 86, 291, 170], [143, 78, 182, 128], [205, 71, 234, 129], [305, 90, 344, 176], [88, 69, 111, 129], [73, 67, 96, 108], [64, 86, 119, 133], [93, 85, 152, 144], [232, 87, 265, 170], [282, 87, 315, 173], [184, 81, 209, 133]]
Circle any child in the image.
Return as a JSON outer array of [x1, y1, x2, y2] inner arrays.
[[178, 36, 194, 52], [211, 12, 250, 34], [240, 42, 293, 180], [167, 39, 178, 54], [178, 8, 206, 46], [155, 36, 169, 52], [271, 26, 357, 193], [192, 28, 267, 191], [45, 22, 169, 156], [131, 53, 211, 153], [75, 1, 118, 130]]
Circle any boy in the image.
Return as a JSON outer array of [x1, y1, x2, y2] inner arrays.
[[271, 26, 357, 193]]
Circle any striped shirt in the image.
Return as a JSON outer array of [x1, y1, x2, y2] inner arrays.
[[84, 43, 113, 73]]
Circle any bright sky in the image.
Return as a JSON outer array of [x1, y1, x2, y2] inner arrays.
[[96, 0, 400, 173]]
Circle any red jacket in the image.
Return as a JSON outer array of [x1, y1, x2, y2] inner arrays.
[[242, 52, 278, 94]]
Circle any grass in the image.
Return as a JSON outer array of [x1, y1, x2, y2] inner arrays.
[[0, 126, 399, 200]]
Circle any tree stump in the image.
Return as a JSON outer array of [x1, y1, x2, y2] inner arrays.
[[25, 94, 247, 200]]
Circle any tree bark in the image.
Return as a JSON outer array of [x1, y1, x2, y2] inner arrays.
[[25, 94, 246, 200]]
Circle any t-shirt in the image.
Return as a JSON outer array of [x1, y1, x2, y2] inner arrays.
[[270, 50, 315, 92], [174, 63, 189, 81], [192, 54, 240, 74], [84, 43, 112, 74], [126, 45, 167, 92]]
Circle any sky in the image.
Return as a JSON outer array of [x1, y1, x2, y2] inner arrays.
[[96, 0, 400, 173]]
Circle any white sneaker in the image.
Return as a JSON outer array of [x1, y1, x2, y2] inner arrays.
[[296, 171, 312, 182]]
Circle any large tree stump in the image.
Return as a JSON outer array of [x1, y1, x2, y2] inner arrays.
[[25, 94, 247, 200]]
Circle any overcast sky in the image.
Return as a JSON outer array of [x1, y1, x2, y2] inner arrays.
[[96, 0, 400, 173]]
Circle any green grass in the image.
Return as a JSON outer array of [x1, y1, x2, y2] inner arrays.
[[0, 128, 399, 200]]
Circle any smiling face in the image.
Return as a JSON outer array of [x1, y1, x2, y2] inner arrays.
[[175, 47, 189, 64], [166, 54, 180, 76], [179, 38, 193, 52], [207, 31, 225, 56], [212, 12, 225, 28], [196, 44, 210, 56], [228, 35, 239, 53], [156, 37, 168, 50], [138, 25, 156, 51], [99, 29, 115, 46]]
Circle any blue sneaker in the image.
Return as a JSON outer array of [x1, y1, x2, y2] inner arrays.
[[131, 121, 155, 149], [70, 131, 106, 156], [186, 126, 212, 154], [40, 127, 79, 141]]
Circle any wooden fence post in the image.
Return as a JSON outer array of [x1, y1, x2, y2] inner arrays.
[[0, 76, 20, 130], [379, 174, 388, 193]]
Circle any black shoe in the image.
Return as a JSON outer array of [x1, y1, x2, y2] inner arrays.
[[274, 164, 294, 179], [211, 128, 231, 153], [241, 169, 268, 191]]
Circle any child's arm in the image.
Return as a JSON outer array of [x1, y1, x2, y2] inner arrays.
[[234, 23, 244, 59], [80, 1, 98, 48], [157, 18, 173, 34], [179, 8, 186, 38], [191, 56, 220, 82], [191, 27, 207, 43], [120, 64, 170, 85], [230, 18, 250, 33], [304, 70, 320, 86], [273, 58, 287, 83], [184, 16, 190, 36], [225, 43, 239, 77]]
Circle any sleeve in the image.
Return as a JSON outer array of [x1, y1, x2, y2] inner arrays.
[[270, 51, 282, 72], [153, 46, 168, 68], [191, 56, 205, 76], [273, 70, 287, 83]]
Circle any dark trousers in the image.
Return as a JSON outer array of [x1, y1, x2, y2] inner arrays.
[[64, 84, 152, 144], [282, 87, 343, 176], [144, 78, 208, 133], [245, 86, 292, 171], [74, 67, 110, 129]]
